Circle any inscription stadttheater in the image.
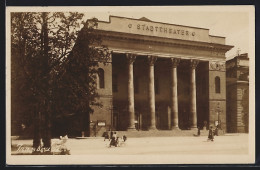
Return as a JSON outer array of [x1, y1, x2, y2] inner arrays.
[[128, 23, 196, 36]]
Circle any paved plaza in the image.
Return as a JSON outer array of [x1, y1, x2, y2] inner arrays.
[[68, 134, 249, 155], [11, 133, 249, 155], [8, 133, 254, 164]]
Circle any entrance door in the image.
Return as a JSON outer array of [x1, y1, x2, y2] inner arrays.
[[112, 109, 119, 130], [135, 111, 140, 130]]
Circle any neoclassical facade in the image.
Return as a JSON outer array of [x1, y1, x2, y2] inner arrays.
[[88, 16, 233, 136]]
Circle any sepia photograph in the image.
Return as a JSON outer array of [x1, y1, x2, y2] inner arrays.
[[6, 5, 255, 165]]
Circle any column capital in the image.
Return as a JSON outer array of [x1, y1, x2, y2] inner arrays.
[[190, 59, 200, 69], [126, 53, 136, 64], [147, 56, 157, 66], [170, 58, 181, 68]]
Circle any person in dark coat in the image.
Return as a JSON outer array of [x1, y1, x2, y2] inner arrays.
[[123, 135, 127, 142], [109, 131, 117, 147], [103, 131, 109, 141], [215, 125, 219, 136], [110, 130, 113, 141], [208, 126, 214, 141], [197, 127, 201, 136]]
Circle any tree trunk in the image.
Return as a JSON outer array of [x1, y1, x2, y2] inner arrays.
[[41, 12, 52, 154], [33, 110, 41, 154]]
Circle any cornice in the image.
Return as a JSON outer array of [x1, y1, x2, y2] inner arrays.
[[95, 30, 233, 52]]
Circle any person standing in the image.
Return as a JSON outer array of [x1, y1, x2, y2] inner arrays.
[[110, 130, 113, 141], [208, 126, 214, 141], [197, 127, 200, 136], [215, 124, 219, 136], [103, 131, 109, 141]]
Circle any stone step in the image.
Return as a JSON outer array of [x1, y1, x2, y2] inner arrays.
[[114, 129, 212, 138]]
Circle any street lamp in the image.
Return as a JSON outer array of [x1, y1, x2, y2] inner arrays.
[[216, 103, 222, 129]]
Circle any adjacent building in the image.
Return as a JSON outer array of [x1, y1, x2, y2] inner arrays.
[[226, 53, 249, 133]]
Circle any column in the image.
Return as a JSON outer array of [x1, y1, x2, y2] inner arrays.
[[126, 53, 136, 130], [190, 59, 199, 129], [170, 58, 180, 129], [167, 106, 171, 130], [148, 56, 157, 130]]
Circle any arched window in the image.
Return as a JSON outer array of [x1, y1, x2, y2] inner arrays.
[[215, 76, 220, 93], [98, 68, 105, 89]]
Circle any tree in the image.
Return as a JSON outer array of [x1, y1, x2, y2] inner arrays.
[[52, 18, 111, 137], [11, 12, 109, 154]]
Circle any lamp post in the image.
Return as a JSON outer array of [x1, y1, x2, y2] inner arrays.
[[216, 103, 222, 129]]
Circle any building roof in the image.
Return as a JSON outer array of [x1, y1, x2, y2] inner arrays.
[[139, 17, 152, 22]]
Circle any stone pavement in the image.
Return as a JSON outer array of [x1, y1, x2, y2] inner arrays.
[[11, 133, 248, 155]]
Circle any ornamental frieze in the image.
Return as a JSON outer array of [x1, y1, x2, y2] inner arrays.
[[211, 51, 225, 57], [209, 62, 226, 71]]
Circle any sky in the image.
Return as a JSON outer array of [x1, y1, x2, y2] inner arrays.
[[79, 6, 254, 60], [6, 6, 254, 60]]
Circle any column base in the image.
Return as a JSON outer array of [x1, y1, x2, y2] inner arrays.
[[171, 126, 180, 130], [148, 126, 157, 131], [127, 126, 137, 131], [190, 127, 198, 130]]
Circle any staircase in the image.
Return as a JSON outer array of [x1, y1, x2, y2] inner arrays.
[[115, 129, 212, 138]]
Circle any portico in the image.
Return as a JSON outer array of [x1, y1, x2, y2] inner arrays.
[[88, 15, 233, 135]]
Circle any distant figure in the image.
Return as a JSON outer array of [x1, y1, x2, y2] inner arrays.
[[197, 127, 200, 136], [103, 131, 109, 141], [109, 131, 118, 147], [113, 131, 117, 139], [123, 135, 127, 142], [215, 125, 219, 136], [110, 130, 113, 140], [208, 126, 214, 141]]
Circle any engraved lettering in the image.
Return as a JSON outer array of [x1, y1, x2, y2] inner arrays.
[[142, 24, 145, 30], [132, 23, 196, 37]]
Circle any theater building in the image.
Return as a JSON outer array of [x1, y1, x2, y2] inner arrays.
[[88, 16, 233, 136]]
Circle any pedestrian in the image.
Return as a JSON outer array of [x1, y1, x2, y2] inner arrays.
[[110, 130, 113, 141], [123, 135, 127, 142], [197, 127, 200, 136], [109, 131, 118, 147], [208, 126, 214, 141], [103, 131, 109, 141], [113, 131, 117, 139], [215, 125, 219, 136]]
